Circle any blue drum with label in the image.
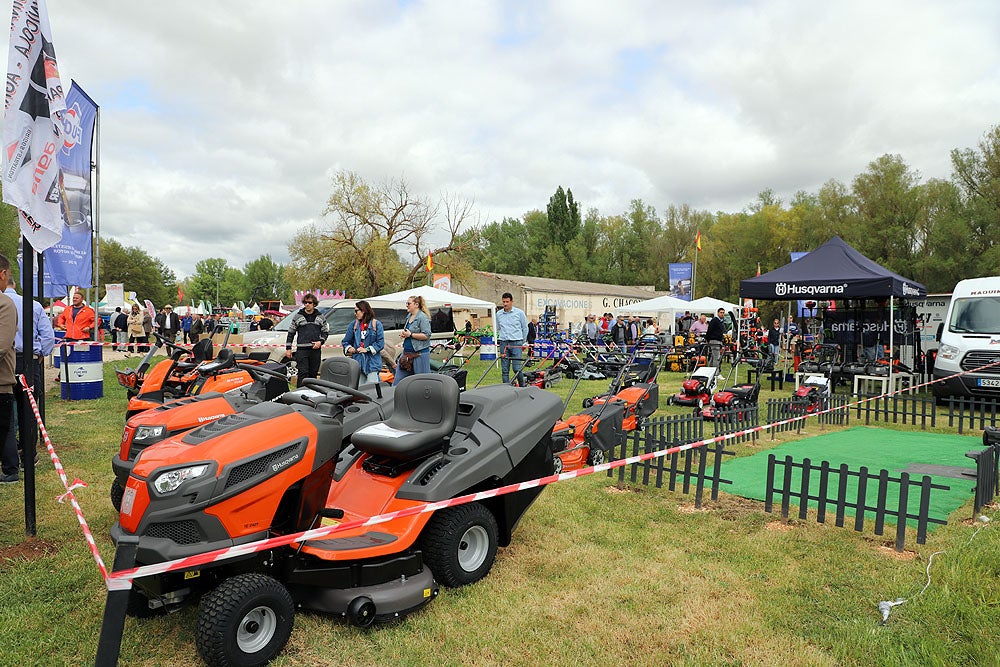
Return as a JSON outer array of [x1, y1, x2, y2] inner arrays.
[[59, 342, 104, 400], [479, 335, 497, 361]]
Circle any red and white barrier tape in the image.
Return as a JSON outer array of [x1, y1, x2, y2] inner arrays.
[[105, 358, 1000, 585], [22, 356, 1000, 589], [17, 375, 112, 582]]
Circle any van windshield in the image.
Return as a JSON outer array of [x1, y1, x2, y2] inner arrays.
[[949, 297, 1000, 334]]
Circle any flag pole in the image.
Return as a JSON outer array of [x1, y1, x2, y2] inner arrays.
[[692, 230, 699, 300]]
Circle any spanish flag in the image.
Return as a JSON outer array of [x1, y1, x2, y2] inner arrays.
[[695, 230, 702, 252], [426, 250, 433, 272]]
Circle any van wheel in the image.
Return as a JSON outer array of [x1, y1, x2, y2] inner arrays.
[[196, 573, 295, 667], [110, 480, 125, 512], [421, 503, 498, 588]]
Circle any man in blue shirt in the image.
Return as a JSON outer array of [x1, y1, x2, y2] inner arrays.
[[495, 292, 528, 386], [2, 273, 55, 483]]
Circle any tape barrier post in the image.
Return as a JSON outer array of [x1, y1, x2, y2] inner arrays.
[[94, 535, 136, 667]]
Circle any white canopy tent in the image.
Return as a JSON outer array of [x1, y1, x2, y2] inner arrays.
[[616, 294, 691, 334], [368, 284, 497, 330], [367, 284, 495, 309], [687, 296, 741, 314]]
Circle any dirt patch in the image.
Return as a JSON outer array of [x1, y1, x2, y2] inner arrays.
[[677, 502, 709, 514], [877, 544, 917, 561], [605, 483, 643, 494], [64, 409, 95, 415], [712, 494, 763, 521], [0, 538, 59, 565], [766, 520, 794, 532]]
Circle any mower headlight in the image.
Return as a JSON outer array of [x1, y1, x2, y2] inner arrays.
[[133, 425, 166, 444], [938, 343, 959, 361], [152, 464, 210, 494]]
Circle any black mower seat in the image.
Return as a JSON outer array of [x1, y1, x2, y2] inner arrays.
[[174, 338, 216, 371], [196, 348, 235, 374], [351, 374, 460, 460], [319, 356, 362, 390]]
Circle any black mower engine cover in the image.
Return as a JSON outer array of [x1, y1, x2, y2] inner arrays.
[[395, 384, 562, 504]]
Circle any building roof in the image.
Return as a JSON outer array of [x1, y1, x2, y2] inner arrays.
[[475, 271, 662, 298]]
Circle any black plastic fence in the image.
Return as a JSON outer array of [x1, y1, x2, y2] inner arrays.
[[764, 455, 950, 551], [607, 414, 731, 507], [710, 405, 759, 445], [764, 396, 850, 438], [946, 396, 1000, 434], [854, 394, 937, 429], [966, 437, 1000, 514]]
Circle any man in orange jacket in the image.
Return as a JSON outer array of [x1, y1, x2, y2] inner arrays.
[[55, 291, 96, 341]]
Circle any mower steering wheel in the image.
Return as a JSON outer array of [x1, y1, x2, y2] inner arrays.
[[151, 331, 190, 356], [237, 363, 289, 383], [301, 378, 372, 403]]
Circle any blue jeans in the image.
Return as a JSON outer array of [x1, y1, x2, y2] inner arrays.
[[393, 349, 431, 385], [499, 340, 525, 386]]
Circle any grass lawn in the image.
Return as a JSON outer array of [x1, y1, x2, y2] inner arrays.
[[0, 354, 997, 665]]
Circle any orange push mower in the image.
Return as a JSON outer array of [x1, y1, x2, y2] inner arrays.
[[111, 363, 563, 667], [550, 348, 662, 473], [115, 332, 274, 419]]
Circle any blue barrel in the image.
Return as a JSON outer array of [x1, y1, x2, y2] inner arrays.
[[59, 342, 104, 400], [533, 339, 554, 358], [479, 335, 497, 361], [53, 330, 65, 368]]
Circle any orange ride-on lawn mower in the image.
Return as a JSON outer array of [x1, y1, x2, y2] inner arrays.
[[111, 371, 562, 666], [109, 350, 320, 511], [700, 350, 773, 420], [117, 333, 273, 419]]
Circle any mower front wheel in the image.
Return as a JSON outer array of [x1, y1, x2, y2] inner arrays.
[[587, 448, 606, 466], [421, 503, 499, 588], [110, 479, 125, 512], [196, 573, 295, 667]]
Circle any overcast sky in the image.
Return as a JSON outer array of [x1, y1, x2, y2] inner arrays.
[[38, 0, 1000, 279]]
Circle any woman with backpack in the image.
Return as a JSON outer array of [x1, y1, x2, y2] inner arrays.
[[342, 300, 385, 384]]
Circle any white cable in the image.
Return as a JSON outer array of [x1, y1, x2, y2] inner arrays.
[[877, 515, 990, 624]]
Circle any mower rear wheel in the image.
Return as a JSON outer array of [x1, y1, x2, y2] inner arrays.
[[421, 503, 498, 587], [110, 480, 125, 513], [552, 455, 564, 475], [587, 448, 606, 466], [196, 573, 295, 667]]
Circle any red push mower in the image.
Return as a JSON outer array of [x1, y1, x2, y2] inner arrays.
[[700, 350, 774, 420]]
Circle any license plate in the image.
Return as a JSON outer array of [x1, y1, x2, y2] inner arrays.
[[977, 378, 1000, 387], [121, 486, 137, 516]]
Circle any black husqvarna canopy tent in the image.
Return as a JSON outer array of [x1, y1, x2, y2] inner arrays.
[[739, 236, 927, 300]]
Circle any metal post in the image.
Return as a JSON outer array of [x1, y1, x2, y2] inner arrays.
[[94, 536, 137, 666], [21, 244, 37, 537]]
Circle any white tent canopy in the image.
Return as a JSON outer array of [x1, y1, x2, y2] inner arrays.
[[616, 294, 691, 314], [687, 296, 741, 314], [367, 284, 495, 310]]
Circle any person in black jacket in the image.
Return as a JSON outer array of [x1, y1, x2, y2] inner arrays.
[[284, 294, 329, 387], [706, 308, 727, 367], [113, 307, 128, 351], [526, 316, 537, 357]]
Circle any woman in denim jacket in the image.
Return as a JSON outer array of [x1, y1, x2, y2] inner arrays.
[[342, 300, 385, 384], [393, 295, 432, 384]]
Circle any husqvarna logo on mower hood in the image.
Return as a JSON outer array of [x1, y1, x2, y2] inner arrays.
[[271, 452, 301, 472], [774, 282, 849, 297]]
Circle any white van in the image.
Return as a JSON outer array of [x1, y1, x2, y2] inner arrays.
[[932, 277, 1000, 399], [241, 298, 457, 368]]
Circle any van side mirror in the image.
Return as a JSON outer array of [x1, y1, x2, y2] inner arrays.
[[936, 322, 943, 342]]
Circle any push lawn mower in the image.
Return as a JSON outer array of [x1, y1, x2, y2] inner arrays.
[[550, 352, 661, 473], [667, 347, 718, 411], [112, 369, 562, 667], [700, 350, 773, 420], [790, 373, 831, 414]]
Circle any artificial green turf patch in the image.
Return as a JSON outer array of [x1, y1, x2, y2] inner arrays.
[[721, 426, 982, 529]]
